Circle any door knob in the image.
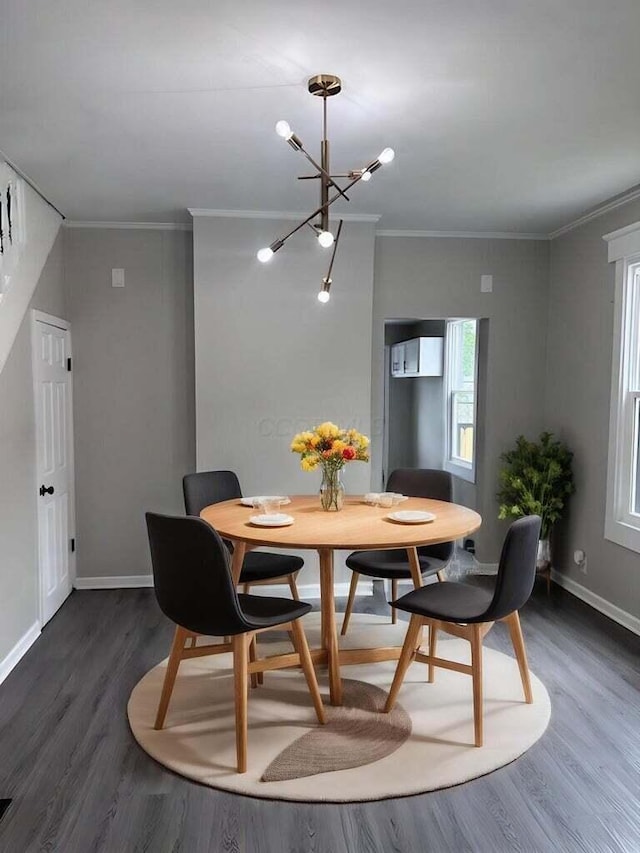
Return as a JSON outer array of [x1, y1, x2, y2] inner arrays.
[[39, 485, 54, 496]]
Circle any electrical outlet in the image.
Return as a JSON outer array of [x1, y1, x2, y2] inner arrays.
[[573, 549, 587, 575]]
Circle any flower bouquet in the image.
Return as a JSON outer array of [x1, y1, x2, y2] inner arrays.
[[291, 422, 370, 511]]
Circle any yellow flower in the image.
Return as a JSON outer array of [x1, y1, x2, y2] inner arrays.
[[332, 439, 346, 454], [317, 421, 340, 439], [301, 457, 319, 472]]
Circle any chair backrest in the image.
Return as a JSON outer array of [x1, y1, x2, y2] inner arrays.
[[386, 468, 452, 502], [387, 469, 454, 562], [482, 515, 541, 621], [145, 512, 249, 636], [183, 470, 242, 516]]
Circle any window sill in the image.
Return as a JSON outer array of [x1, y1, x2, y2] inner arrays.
[[444, 459, 476, 484], [604, 516, 640, 555]]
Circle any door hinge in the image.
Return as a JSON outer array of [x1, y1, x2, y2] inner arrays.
[[67, 357, 72, 372], [70, 538, 75, 553]]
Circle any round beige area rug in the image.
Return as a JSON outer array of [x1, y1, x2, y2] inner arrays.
[[128, 613, 550, 802]]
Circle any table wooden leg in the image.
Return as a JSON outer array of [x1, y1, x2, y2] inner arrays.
[[407, 547, 423, 589], [318, 548, 342, 706], [230, 540, 246, 586]]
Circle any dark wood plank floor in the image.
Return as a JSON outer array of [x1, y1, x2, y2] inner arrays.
[[0, 578, 639, 853]]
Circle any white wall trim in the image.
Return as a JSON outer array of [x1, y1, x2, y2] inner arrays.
[[188, 208, 381, 223], [74, 575, 154, 589], [64, 221, 193, 231], [551, 570, 640, 637], [603, 220, 640, 262], [31, 309, 70, 331], [549, 186, 640, 240], [72, 576, 373, 599], [376, 229, 549, 240], [0, 621, 41, 686]]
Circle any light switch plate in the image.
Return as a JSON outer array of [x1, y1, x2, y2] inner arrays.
[[112, 268, 125, 287], [481, 274, 493, 293]]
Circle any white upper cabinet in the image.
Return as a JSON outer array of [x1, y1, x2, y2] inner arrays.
[[391, 337, 443, 378]]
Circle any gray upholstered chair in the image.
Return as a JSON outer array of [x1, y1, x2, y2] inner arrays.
[[146, 512, 325, 773], [384, 515, 541, 747], [183, 470, 302, 599], [341, 468, 454, 635]]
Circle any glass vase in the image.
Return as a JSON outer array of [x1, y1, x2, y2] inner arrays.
[[319, 467, 345, 511]]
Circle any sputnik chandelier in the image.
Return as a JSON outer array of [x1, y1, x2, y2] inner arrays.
[[257, 73, 395, 303]]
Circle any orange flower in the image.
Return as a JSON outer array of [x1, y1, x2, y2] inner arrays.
[[342, 446, 356, 460]]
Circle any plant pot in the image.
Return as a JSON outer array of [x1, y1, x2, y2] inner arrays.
[[536, 538, 551, 574]]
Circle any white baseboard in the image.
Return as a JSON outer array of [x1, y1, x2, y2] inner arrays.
[[74, 575, 153, 589], [551, 569, 640, 637], [0, 620, 41, 686], [72, 576, 372, 599]]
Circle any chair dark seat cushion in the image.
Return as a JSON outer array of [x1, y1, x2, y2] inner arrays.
[[392, 581, 494, 623], [346, 548, 448, 580], [238, 594, 312, 629], [240, 551, 304, 584]]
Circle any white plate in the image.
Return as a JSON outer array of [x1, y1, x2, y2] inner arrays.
[[387, 510, 436, 524], [241, 496, 290, 507], [249, 513, 294, 527]]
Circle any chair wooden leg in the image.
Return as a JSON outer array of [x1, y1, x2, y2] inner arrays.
[[384, 614, 423, 713], [248, 635, 259, 689], [470, 623, 484, 747], [290, 619, 326, 724], [340, 571, 359, 636], [428, 622, 437, 683], [242, 583, 250, 595], [154, 626, 189, 730], [436, 570, 446, 582], [505, 611, 533, 703], [391, 579, 398, 624], [232, 633, 249, 773], [288, 573, 300, 601]]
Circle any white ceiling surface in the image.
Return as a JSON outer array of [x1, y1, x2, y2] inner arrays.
[[2, 0, 640, 233]]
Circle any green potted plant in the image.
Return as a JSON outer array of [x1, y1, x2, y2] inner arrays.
[[497, 432, 574, 591]]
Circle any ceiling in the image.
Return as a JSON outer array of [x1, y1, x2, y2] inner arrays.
[[2, 0, 640, 233]]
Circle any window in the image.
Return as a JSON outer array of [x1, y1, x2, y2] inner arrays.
[[445, 319, 478, 483], [604, 221, 640, 553]]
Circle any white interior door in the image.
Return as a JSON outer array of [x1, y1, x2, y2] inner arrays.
[[32, 312, 75, 625]]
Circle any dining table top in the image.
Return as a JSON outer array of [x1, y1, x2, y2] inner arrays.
[[200, 495, 482, 551]]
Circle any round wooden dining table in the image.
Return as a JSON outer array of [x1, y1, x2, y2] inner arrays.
[[201, 495, 482, 706]]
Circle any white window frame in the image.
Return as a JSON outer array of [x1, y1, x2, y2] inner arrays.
[[604, 221, 640, 553], [444, 318, 478, 484]]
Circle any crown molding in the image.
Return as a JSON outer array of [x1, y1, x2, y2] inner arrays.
[[549, 186, 640, 240], [188, 208, 381, 223], [375, 229, 549, 240], [64, 220, 193, 231]]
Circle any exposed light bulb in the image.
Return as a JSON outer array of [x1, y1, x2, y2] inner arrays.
[[378, 147, 395, 164], [257, 247, 274, 263], [317, 230, 334, 248], [275, 120, 292, 140], [318, 276, 332, 303], [360, 170, 372, 182]]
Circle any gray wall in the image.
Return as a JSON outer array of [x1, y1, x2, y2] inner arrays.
[[0, 232, 65, 661], [373, 237, 551, 562], [193, 215, 376, 585], [546, 199, 640, 619], [64, 228, 195, 579]]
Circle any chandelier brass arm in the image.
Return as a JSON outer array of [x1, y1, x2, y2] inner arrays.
[[256, 73, 395, 302]]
